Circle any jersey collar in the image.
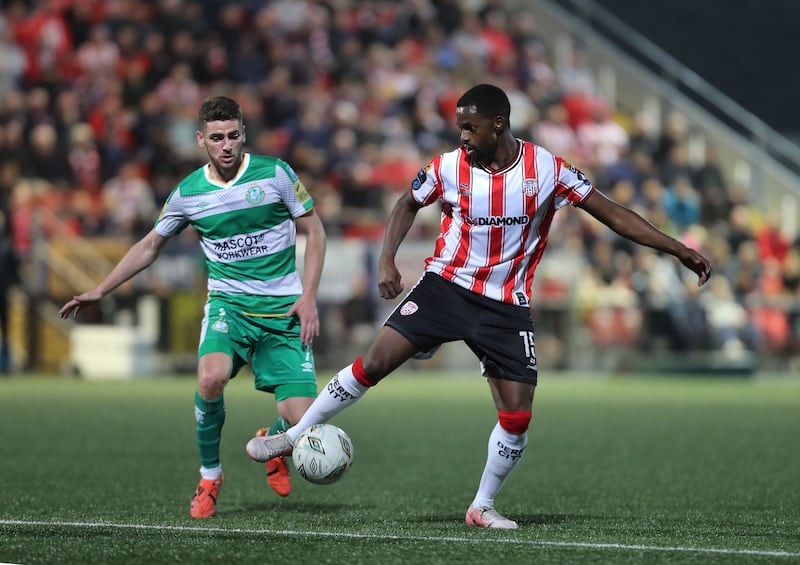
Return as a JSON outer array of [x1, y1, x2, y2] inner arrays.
[[204, 153, 250, 187], [472, 140, 523, 175]]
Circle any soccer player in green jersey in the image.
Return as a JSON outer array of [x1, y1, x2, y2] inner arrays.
[[59, 96, 327, 518]]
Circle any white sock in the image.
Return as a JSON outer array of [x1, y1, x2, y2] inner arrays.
[[199, 464, 222, 480], [286, 364, 369, 443], [471, 422, 528, 509]]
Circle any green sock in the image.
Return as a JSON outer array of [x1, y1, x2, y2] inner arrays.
[[195, 392, 225, 468], [268, 416, 289, 435]]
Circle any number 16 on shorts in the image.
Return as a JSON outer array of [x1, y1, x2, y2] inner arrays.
[[519, 331, 537, 369]]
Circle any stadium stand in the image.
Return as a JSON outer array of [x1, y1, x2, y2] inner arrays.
[[0, 0, 796, 375]]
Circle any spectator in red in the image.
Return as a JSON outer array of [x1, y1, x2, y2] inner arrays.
[[7, 0, 74, 85], [479, 8, 515, 74], [755, 212, 790, 266]]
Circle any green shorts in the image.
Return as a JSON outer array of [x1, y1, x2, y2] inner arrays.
[[198, 294, 317, 401]]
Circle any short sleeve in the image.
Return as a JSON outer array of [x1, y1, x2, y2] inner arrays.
[[409, 159, 441, 206], [276, 159, 314, 217], [154, 187, 189, 237], [553, 157, 595, 209]]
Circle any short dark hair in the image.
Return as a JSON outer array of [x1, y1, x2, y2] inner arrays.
[[198, 96, 242, 125], [457, 84, 511, 121]]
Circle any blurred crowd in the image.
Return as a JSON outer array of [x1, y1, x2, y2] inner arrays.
[[0, 0, 798, 363]]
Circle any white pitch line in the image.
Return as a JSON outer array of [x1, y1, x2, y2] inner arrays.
[[1, 519, 798, 559]]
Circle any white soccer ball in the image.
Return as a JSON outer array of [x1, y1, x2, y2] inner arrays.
[[292, 424, 354, 485]]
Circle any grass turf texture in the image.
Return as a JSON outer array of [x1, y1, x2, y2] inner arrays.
[[1, 372, 798, 564]]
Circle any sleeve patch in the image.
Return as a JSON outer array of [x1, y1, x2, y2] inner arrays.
[[562, 160, 590, 186], [411, 167, 427, 191], [293, 179, 311, 204]]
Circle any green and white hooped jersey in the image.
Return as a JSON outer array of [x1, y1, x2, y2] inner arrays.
[[155, 153, 313, 309]]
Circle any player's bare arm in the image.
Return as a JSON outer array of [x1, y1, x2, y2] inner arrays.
[[578, 190, 712, 285], [378, 191, 424, 300], [58, 229, 170, 319], [289, 209, 326, 345]]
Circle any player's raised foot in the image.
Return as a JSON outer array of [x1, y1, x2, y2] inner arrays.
[[246, 432, 293, 462], [190, 475, 223, 519], [256, 428, 292, 496], [465, 505, 518, 529]]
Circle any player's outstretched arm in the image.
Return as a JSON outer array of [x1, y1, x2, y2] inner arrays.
[[577, 190, 712, 286], [58, 229, 169, 319], [378, 192, 423, 300]]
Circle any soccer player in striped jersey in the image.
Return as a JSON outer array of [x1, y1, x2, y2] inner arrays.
[[59, 96, 327, 518], [246, 84, 711, 528]]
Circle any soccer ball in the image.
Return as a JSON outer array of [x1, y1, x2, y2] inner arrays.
[[291, 424, 354, 485]]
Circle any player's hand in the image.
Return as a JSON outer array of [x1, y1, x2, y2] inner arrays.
[[287, 294, 320, 345], [378, 261, 404, 300], [679, 248, 712, 286], [58, 289, 104, 319]]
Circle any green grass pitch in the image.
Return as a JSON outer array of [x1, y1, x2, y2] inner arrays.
[[1, 372, 798, 564]]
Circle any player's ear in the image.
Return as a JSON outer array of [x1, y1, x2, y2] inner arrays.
[[196, 130, 205, 147]]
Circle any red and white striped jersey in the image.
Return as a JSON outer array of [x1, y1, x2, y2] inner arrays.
[[410, 139, 594, 306]]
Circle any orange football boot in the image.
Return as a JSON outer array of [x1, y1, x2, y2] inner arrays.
[[190, 475, 223, 518], [257, 428, 292, 497]]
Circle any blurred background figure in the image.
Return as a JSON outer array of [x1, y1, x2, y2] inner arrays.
[[0, 210, 18, 374]]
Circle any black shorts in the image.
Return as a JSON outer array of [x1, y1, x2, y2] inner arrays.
[[385, 272, 538, 385]]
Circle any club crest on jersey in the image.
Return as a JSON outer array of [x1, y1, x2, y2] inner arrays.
[[522, 178, 538, 196], [400, 301, 419, 316], [245, 184, 265, 205]]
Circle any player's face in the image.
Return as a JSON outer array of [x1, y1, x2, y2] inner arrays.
[[197, 119, 246, 182], [456, 105, 499, 161]]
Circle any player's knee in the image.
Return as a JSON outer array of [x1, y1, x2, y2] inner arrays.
[[498, 409, 532, 434], [197, 372, 228, 399], [353, 356, 381, 387]]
